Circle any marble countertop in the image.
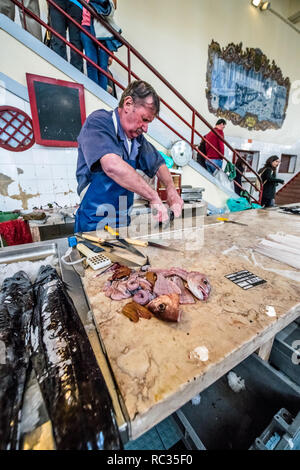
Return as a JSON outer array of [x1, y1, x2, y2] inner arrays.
[[81, 207, 300, 439]]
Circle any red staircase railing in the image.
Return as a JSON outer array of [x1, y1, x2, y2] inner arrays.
[[9, 0, 263, 204]]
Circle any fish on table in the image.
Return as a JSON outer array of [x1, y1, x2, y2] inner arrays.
[[0, 271, 33, 450], [30, 265, 121, 450], [102, 265, 212, 323]]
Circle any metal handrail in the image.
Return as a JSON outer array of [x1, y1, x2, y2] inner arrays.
[[9, 0, 263, 203]]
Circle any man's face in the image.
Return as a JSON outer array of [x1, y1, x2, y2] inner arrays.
[[120, 96, 156, 139]]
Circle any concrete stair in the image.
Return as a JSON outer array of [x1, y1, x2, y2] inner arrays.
[[275, 172, 300, 205]]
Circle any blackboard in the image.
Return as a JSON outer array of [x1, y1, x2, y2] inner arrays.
[[26, 74, 86, 147]]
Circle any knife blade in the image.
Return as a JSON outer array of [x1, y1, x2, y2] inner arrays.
[[145, 241, 183, 252], [104, 226, 146, 258]]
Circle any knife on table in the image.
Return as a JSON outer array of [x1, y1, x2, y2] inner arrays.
[[216, 217, 248, 226], [122, 238, 183, 253], [104, 225, 146, 258], [75, 234, 146, 267], [76, 232, 130, 253]]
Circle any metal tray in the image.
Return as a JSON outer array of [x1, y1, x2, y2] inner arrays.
[[0, 238, 128, 449]]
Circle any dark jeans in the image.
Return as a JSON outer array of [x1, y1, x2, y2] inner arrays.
[[50, 0, 83, 72], [261, 197, 275, 208], [80, 25, 109, 91], [205, 159, 222, 175]]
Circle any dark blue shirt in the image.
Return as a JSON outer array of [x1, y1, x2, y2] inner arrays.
[[76, 108, 165, 196]]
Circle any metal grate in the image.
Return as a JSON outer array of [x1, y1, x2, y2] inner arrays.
[[0, 106, 35, 152]]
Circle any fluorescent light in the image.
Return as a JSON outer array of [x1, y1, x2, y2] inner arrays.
[[260, 1, 270, 10], [251, 0, 262, 7]]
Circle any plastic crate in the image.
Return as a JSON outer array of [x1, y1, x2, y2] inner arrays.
[[249, 408, 300, 450]]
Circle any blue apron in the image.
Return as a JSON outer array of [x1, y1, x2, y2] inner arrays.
[[74, 113, 138, 233]]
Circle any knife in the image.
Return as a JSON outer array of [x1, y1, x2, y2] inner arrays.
[[120, 238, 183, 253], [76, 232, 129, 253], [216, 217, 248, 226], [104, 226, 146, 258]]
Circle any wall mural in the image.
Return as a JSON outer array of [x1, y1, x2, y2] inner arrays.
[[206, 41, 291, 131]]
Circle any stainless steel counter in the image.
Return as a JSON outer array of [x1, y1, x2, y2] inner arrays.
[[0, 238, 128, 449]]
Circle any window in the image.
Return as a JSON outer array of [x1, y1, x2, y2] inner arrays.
[[279, 154, 297, 173], [0, 106, 35, 152], [234, 150, 260, 172]]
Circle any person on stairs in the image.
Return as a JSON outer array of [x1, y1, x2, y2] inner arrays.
[[81, 0, 122, 92], [49, 0, 84, 72], [0, 0, 42, 40], [258, 155, 284, 208], [205, 119, 226, 175]]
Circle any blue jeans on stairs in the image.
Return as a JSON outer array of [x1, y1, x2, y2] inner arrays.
[[206, 159, 223, 175], [81, 25, 109, 92]]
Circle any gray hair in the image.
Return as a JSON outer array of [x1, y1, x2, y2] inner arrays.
[[119, 80, 160, 115]]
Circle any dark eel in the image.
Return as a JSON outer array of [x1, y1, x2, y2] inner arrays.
[[0, 271, 33, 450], [31, 265, 121, 450]]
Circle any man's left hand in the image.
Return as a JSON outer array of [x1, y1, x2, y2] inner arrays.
[[166, 187, 184, 217]]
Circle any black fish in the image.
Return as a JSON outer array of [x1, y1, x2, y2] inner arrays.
[[0, 271, 33, 450], [31, 265, 121, 450]]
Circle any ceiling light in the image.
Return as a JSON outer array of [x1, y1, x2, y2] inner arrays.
[[260, 1, 270, 10], [251, 0, 262, 7]]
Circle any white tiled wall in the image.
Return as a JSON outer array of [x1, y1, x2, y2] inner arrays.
[[0, 89, 79, 212], [225, 136, 300, 185]]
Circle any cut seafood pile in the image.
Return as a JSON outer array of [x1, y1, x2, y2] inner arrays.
[[101, 264, 211, 323]]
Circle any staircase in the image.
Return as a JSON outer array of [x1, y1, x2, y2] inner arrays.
[[3, 0, 262, 211], [275, 172, 300, 205]]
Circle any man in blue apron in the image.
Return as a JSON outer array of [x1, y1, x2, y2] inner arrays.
[[75, 80, 183, 233]]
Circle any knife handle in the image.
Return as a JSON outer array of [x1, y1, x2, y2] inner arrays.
[[80, 233, 106, 243], [105, 225, 119, 236], [124, 238, 148, 247]]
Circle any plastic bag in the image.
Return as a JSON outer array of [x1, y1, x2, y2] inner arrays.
[[227, 197, 252, 212], [214, 169, 235, 192], [159, 151, 174, 169]]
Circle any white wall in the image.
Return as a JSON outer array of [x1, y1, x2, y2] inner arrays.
[[0, 89, 79, 212], [113, 0, 300, 147]]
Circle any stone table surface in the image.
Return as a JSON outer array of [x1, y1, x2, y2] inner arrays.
[[81, 207, 300, 439]]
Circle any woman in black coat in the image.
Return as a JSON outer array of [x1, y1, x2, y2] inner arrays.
[[258, 155, 284, 208]]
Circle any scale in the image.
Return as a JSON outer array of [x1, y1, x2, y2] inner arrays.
[[170, 140, 193, 167]]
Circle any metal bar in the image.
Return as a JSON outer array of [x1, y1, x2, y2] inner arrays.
[[21, 0, 27, 32], [191, 110, 195, 147], [127, 47, 131, 85]]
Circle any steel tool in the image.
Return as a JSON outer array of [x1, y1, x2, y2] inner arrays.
[[104, 226, 146, 258], [217, 217, 248, 226], [154, 209, 175, 230]]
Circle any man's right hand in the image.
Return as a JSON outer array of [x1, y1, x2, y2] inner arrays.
[[150, 197, 169, 223]]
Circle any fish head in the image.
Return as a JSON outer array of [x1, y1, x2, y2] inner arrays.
[[147, 294, 180, 322], [187, 273, 211, 301]]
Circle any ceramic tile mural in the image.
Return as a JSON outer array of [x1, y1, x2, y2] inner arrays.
[[210, 56, 288, 127], [206, 41, 291, 132]]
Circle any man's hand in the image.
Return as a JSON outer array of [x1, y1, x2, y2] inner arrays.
[[166, 186, 184, 217], [150, 196, 169, 223], [156, 165, 184, 218]]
